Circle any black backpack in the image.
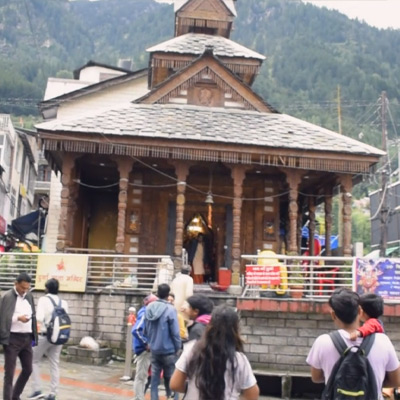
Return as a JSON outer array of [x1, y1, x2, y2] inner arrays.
[[322, 331, 377, 400], [46, 296, 71, 345]]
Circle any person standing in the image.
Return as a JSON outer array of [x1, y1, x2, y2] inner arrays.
[[145, 284, 181, 400], [27, 278, 68, 400], [170, 266, 193, 314], [0, 272, 38, 400], [132, 294, 158, 400], [188, 234, 207, 284], [171, 304, 259, 400], [307, 288, 400, 398], [185, 294, 214, 342]]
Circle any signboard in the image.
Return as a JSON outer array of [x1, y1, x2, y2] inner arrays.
[[36, 254, 88, 292], [0, 215, 6, 235], [245, 265, 281, 286], [355, 257, 400, 299]]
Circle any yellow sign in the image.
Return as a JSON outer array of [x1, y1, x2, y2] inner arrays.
[[36, 254, 88, 292]]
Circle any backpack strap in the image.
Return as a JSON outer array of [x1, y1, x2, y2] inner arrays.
[[46, 295, 61, 307], [329, 331, 347, 355], [359, 333, 375, 356]]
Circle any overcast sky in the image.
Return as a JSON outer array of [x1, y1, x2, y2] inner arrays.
[[156, 0, 400, 30], [303, 0, 400, 29]]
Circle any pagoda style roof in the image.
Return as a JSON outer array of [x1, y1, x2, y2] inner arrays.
[[147, 33, 265, 60], [175, 0, 237, 17], [36, 103, 384, 159]]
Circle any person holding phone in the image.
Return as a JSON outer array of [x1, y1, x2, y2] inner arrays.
[[0, 272, 38, 400]]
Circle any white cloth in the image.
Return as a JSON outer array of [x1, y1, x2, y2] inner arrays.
[[175, 340, 257, 400], [192, 243, 205, 275], [152, 258, 174, 290], [11, 289, 32, 333], [306, 330, 400, 400], [36, 294, 69, 333], [170, 273, 194, 312]]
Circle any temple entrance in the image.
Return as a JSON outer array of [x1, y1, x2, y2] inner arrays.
[[183, 205, 230, 284]]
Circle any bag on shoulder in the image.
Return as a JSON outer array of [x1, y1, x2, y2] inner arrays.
[[46, 296, 71, 345], [322, 331, 377, 400]]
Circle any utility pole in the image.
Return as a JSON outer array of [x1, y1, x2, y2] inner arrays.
[[380, 91, 389, 257]]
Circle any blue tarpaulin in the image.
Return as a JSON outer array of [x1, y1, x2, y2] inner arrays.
[[301, 227, 339, 250]]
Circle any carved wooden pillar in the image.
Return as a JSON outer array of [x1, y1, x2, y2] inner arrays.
[[173, 162, 190, 257], [324, 189, 333, 256], [340, 175, 353, 257], [115, 159, 132, 254], [66, 182, 79, 247], [308, 196, 316, 255], [231, 165, 246, 285], [286, 171, 303, 254], [56, 154, 76, 252]]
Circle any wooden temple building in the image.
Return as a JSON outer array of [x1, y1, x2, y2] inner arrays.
[[36, 0, 384, 285]]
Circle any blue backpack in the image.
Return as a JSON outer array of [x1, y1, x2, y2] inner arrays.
[[46, 296, 71, 345]]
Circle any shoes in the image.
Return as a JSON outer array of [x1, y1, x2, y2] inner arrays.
[[45, 395, 56, 400], [27, 392, 45, 400]]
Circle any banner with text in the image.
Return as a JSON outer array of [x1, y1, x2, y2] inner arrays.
[[355, 257, 400, 299], [36, 254, 88, 292], [245, 265, 281, 286]]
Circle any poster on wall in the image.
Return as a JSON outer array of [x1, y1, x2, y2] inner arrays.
[[355, 257, 400, 299], [245, 265, 281, 286], [36, 254, 88, 292]]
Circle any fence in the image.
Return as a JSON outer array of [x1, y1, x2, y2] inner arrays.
[[0, 251, 355, 298], [0, 252, 173, 293], [241, 253, 354, 299]]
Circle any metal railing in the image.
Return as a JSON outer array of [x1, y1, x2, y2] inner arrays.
[[241, 253, 354, 299], [0, 253, 174, 293]]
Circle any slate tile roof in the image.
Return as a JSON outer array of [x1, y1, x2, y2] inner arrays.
[[36, 104, 384, 157], [174, 0, 237, 17], [147, 33, 265, 60]]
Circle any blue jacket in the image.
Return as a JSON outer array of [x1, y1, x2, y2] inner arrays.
[[144, 299, 181, 355], [132, 306, 148, 355]]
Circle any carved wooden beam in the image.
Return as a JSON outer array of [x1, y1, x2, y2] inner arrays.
[[171, 161, 191, 257], [339, 174, 353, 257], [115, 158, 133, 253], [56, 154, 77, 252]]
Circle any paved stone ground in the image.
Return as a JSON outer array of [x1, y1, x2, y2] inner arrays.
[[0, 353, 280, 400]]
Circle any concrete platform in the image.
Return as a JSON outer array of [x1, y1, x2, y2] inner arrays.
[[0, 353, 281, 399]]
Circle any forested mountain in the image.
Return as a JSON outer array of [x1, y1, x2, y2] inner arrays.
[[1, 0, 399, 154]]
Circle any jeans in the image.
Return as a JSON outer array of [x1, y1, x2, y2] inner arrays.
[[150, 353, 178, 400], [31, 335, 62, 396], [3, 332, 33, 400], [133, 351, 151, 400]]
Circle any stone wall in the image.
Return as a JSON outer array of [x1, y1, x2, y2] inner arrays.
[[32, 291, 145, 355], [238, 299, 400, 373], [32, 292, 400, 370]]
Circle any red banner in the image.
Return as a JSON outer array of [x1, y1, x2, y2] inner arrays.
[[245, 265, 281, 286], [0, 215, 6, 235]]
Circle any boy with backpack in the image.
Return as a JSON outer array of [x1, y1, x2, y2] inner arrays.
[[28, 278, 70, 400], [349, 292, 384, 340], [306, 288, 400, 399]]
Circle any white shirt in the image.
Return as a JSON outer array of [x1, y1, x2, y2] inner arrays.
[[170, 273, 194, 312], [36, 294, 69, 334], [307, 330, 400, 399], [11, 287, 33, 333], [176, 340, 257, 400]]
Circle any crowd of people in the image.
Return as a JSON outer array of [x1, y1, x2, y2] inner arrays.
[[1, 270, 400, 400]]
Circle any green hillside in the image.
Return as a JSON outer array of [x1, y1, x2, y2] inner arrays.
[[0, 0, 399, 152]]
